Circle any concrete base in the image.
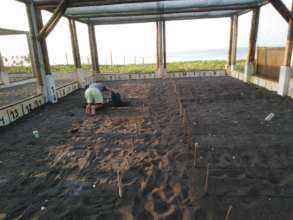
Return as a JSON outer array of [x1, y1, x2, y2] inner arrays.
[[244, 62, 254, 82], [0, 72, 10, 85], [45, 74, 58, 103], [225, 65, 235, 74], [156, 67, 167, 78], [76, 68, 86, 88], [278, 66, 293, 96], [228, 65, 236, 72]]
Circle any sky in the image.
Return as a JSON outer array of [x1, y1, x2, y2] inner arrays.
[[0, 0, 291, 65]]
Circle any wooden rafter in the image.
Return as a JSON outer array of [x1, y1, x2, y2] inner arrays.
[[38, 0, 67, 39], [0, 27, 27, 35], [269, 0, 293, 23]]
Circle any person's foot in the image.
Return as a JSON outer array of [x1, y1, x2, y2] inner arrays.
[[85, 105, 91, 115], [91, 105, 96, 115]]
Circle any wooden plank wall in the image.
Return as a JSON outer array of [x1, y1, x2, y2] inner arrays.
[[256, 47, 284, 81]]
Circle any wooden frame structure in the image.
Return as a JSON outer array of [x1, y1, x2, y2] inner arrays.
[[0, 27, 34, 86], [12, 0, 293, 100]]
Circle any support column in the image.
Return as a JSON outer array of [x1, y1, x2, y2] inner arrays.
[[26, 3, 57, 103], [69, 19, 86, 88], [244, 8, 260, 82], [88, 24, 100, 79], [230, 15, 238, 71], [156, 20, 167, 78], [26, 33, 38, 87], [0, 51, 10, 85], [226, 17, 234, 70], [163, 21, 167, 71], [278, 2, 293, 96]]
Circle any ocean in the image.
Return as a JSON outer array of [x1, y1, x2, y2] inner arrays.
[[95, 47, 248, 65], [167, 47, 247, 62]]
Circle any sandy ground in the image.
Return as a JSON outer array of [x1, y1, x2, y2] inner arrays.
[[1, 77, 293, 220]]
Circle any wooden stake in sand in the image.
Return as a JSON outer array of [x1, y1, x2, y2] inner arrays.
[[117, 170, 123, 198], [124, 157, 130, 170], [135, 122, 139, 134], [224, 205, 233, 220], [179, 102, 182, 116], [173, 81, 177, 94], [193, 143, 199, 168], [131, 136, 135, 149], [204, 163, 210, 194]]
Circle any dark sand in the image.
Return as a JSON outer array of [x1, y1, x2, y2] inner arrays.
[[1, 76, 293, 220]]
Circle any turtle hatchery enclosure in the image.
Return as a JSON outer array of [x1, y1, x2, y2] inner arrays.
[[1, 77, 293, 219]]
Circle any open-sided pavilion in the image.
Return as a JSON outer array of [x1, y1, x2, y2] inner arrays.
[[10, 0, 293, 103]]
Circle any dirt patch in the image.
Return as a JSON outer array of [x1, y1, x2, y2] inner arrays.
[[1, 77, 293, 220]]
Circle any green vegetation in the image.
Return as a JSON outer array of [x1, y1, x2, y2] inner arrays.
[[235, 60, 246, 72], [4, 60, 246, 75]]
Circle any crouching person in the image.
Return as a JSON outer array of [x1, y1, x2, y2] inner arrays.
[[84, 85, 104, 116]]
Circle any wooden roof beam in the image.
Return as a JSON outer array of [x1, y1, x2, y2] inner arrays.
[[38, 0, 67, 39], [17, 0, 268, 10], [269, 0, 293, 23], [66, 4, 263, 19], [0, 27, 28, 35]]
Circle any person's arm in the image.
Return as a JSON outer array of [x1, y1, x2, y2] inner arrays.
[[105, 86, 115, 93]]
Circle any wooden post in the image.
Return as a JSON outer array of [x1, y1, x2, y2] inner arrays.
[[156, 20, 166, 77], [227, 17, 234, 68], [231, 15, 238, 69], [283, 2, 293, 66], [110, 51, 113, 65], [156, 21, 160, 70], [88, 24, 100, 77], [244, 8, 260, 82], [69, 18, 86, 87], [69, 19, 81, 69], [26, 33, 38, 85], [26, 5, 44, 94], [278, 1, 293, 96], [35, 9, 51, 76], [163, 20, 167, 69], [247, 8, 260, 64], [25, 2, 57, 103], [0, 51, 10, 85], [0, 51, 4, 73]]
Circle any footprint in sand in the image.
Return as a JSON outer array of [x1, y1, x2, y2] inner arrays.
[[142, 182, 188, 220]]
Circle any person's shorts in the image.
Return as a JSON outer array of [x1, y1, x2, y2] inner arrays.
[[84, 88, 103, 104]]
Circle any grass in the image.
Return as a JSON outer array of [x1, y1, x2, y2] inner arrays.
[[4, 60, 246, 75], [235, 60, 246, 72]]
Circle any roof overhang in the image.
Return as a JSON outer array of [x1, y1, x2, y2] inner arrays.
[[16, 0, 269, 25]]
